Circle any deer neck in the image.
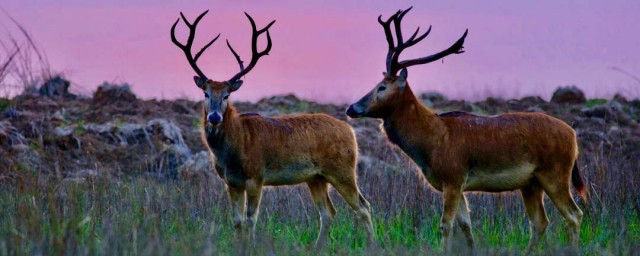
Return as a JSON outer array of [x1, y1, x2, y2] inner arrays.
[[382, 85, 446, 167]]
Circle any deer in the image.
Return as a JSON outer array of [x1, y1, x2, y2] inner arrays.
[[170, 10, 375, 247], [346, 7, 586, 254]]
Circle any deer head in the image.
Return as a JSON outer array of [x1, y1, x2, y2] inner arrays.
[[171, 10, 275, 125], [346, 7, 468, 118]]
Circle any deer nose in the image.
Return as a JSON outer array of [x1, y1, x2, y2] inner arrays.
[[207, 112, 223, 124], [346, 104, 363, 118]]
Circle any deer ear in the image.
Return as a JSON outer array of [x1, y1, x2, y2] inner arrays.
[[228, 80, 243, 92], [194, 76, 207, 89], [398, 68, 408, 87], [399, 68, 408, 80]]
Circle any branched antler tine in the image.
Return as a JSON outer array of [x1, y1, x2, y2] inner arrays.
[[393, 7, 413, 46], [179, 12, 191, 27], [392, 16, 404, 47], [452, 29, 469, 53], [170, 10, 217, 80], [406, 27, 421, 43], [258, 20, 276, 34], [226, 39, 244, 72], [194, 33, 220, 62], [170, 19, 184, 48], [378, 15, 395, 48], [259, 30, 273, 57], [378, 14, 396, 74], [404, 25, 431, 48], [192, 10, 209, 27], [245, 12, 258, 32], [397, 29, 469, 68], [227, 14, 276, 83], [398, 6, 413, 20]]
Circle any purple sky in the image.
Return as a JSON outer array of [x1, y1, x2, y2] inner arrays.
[[3, 0, 640, 103]]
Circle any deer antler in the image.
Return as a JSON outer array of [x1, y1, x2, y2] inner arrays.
[[226, 12, 276, 84], [379, 7, 468, 76], [170, 10, 220, 80]]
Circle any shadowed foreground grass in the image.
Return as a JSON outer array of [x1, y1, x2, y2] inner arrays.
[[1, 169, 638, 256]]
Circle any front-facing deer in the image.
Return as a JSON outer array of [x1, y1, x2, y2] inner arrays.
[[347, 7, 586, 254], [171, 10, 374, 247]]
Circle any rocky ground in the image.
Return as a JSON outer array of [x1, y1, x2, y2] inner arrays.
[[1, 77, 639, 184]]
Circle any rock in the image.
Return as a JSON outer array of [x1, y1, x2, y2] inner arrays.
[[152, 144, 192, 179], [441, 100, 478, 112], [612, 94, 628, 104], [84, 119, 187, 150], [0, 121, 26, 147], [117, 123, 147, 145], [607, 125, 625, 139], [475, 97, 506, 114], [574, 116, 607, 129], [420, 92, 448, 106], [178, 151, 213, 178], [582, 102, 632, 125], [520, 96, 546, 105], [52, 109, 66, 121], [93, 82, 137, 104], [39, 76, 73, 97], [551, 86, 586, 104], [54, 126, 81, 150], [2, 144, 42, 172], [147, 119, 187, 147], [54, 126, 73, 137], [526, 106, 545, 112], [258, 94, 301, 108]]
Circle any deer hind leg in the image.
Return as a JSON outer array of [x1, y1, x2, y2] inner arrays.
[[454, 194, 475, 254], [520, 180, 549, 254], [535, 166, 583, 249], [244, 179, 264, 239], [326, 175, 375, 244], [227, 186, 246, 236], [440, 185, 463, 254], [307, 177, 337, 248]]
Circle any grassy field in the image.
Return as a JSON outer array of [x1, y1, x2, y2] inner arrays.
[[1, 143, 638, 256]]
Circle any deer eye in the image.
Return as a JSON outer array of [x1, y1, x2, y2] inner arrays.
[[377, 86, 387, 92], [204, 93, 209, 98], [223, 95, 229, 100]]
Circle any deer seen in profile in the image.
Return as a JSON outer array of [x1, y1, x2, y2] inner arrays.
[[170, 10, 375, 247], [346, 7, 586, 254]]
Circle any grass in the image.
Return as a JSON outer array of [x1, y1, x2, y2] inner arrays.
[[585, 98, 608, 108], [1, 94, 638, 255], [1, 154, 638, 256], [0, 98, 9, 112]]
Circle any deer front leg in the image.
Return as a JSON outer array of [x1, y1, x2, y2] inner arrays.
[[441, 185, 462, 254], [227, 186, 246, 236], [245, 178, 264, 239]]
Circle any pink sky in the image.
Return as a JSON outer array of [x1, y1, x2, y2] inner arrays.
[[3, 0, 640, 103]]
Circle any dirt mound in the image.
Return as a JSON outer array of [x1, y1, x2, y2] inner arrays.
[[38, 75, 73, 97], [93, 82, 137, 105], [551, 85, 586, 104], [1, 82, 639, 180]]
